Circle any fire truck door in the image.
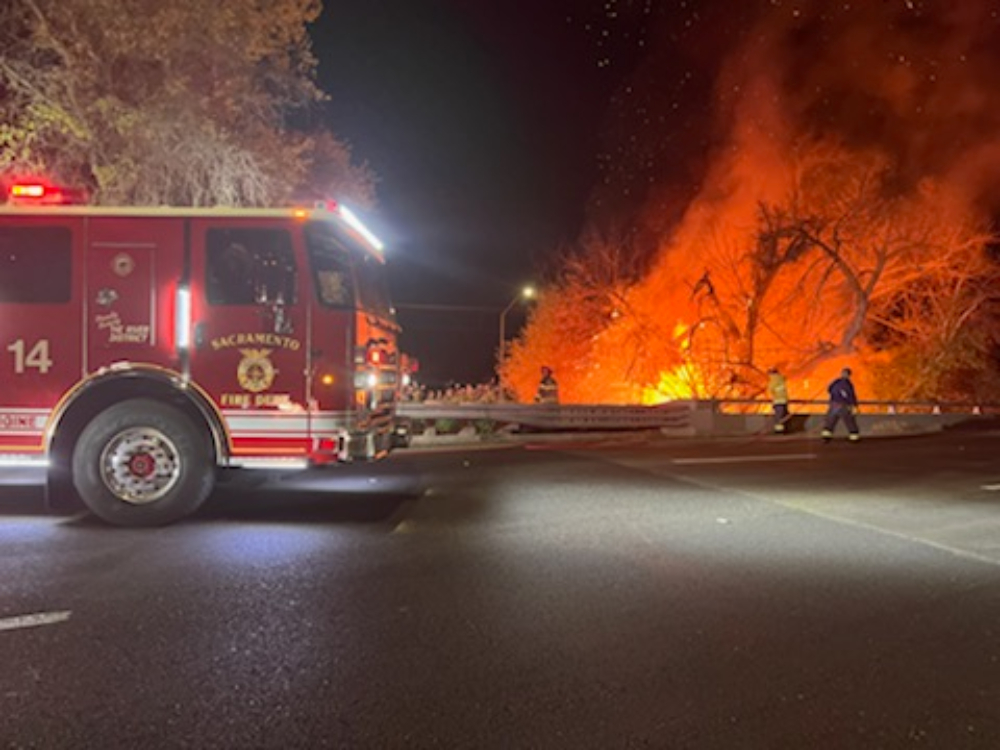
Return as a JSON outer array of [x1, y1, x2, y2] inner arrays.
[[86, 243, 155, 370], [188, 223, 308, 427]]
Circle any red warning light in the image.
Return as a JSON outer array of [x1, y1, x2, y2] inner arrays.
[[11, 184, 47, 199], [8, 182, 85, 205]]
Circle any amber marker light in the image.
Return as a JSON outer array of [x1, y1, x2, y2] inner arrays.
[[321, 374, 335, 386]]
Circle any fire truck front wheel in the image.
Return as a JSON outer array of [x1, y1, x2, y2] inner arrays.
[[72, 400, 215, 527]]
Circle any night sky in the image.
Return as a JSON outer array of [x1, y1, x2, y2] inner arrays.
[[314, 1, 669, 386]]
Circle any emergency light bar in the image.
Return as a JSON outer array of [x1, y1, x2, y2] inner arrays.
[[338, 205, 385, 252], [11, 184, 46, 198], [8, 182, 86, 205], [315, 200, 385, 252]]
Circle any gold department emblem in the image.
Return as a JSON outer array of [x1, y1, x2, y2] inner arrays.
[[237, 348, 276, 393]]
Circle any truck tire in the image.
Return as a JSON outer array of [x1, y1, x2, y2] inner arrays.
[[72, 399, 215, 527]]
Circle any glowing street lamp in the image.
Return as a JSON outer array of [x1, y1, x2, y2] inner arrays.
[[498, 286, 536, 396]]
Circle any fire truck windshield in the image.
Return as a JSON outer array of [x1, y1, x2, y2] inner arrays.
[[305, 222, 393, 320]]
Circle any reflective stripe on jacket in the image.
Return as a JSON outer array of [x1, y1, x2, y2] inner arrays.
[[768, 373, 788, 404], [536, 376, 559, 404]]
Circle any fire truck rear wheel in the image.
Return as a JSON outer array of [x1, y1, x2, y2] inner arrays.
[[72, 399, 215, 527]]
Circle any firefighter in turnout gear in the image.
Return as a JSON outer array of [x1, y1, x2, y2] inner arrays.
[[535, 366, 560, 404], [822, 368, 860, 442], [767, 367, 789, 433]]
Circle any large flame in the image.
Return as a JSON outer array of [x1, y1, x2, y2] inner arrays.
[[505, 2, 1000, 405]]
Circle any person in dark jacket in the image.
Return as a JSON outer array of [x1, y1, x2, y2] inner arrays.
[[822, 367, 859, 442], [535, 366, 559, 404]]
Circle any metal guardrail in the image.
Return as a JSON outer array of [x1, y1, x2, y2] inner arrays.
[[397, 402, 696, 432], [398, 399, 998, 436], [715, 399, 1000, 416]]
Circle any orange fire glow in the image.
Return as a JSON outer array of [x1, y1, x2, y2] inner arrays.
[[504, 3, 1000, 405]]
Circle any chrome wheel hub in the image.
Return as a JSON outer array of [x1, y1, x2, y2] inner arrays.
[[100, 427, 181, 505]]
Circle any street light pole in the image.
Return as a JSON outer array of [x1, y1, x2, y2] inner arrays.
[[498, 286, 535, 399]]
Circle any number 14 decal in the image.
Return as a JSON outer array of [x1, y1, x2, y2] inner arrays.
[[7, 339, 54, 374]]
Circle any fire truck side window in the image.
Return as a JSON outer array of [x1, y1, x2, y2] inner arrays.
[[205, 228, 296, 306], [353, 251, 393, 320], [305, 224, 354, 309], [0, 227, 72, 304]]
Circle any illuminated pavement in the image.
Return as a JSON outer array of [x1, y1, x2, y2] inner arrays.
[[3, 429, 1000, 748]]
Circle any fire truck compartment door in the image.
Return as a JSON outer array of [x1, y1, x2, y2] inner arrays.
[[86, 244, 155, 355]]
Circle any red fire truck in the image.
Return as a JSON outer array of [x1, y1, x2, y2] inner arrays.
[[0, 184, 405, 526]]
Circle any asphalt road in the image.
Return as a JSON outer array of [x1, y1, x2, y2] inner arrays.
[[3, 428, 1000, 749]]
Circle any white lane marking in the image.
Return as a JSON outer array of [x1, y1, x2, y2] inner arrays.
[[772, 503, 1000, 569], [980, 484, 1000, 491], [672, 453, 818, 465], [0, 610, 72, 633], [389, 496, 424, 535], [672, 471, 1000, 570]]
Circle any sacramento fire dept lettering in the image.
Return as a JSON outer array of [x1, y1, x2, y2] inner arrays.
[[220, 393, 293, 408], [211, 333, 301, 352], [236, 349, 277, 393]]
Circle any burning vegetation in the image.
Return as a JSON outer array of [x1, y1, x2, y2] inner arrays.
[[505, 1, 1000, 405]]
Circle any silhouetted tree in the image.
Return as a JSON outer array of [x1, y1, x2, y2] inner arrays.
[[0, 0, 374, 206]]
